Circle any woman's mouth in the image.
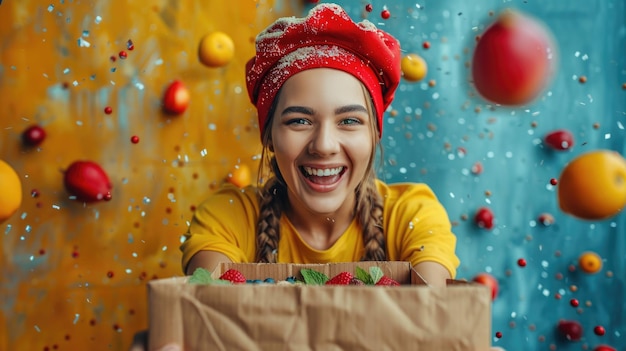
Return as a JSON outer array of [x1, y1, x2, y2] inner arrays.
[[300, 166, 346, 186]]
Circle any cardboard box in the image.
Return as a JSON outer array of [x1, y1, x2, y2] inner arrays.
[[148, 262, 491, 350]]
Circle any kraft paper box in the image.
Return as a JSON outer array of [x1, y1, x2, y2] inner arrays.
[[148, 262, 491, 351]]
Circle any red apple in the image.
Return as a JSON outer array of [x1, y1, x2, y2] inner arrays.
[[22, 124, 47, 147], [593, 345, 617, 351], [472, 273, 499, 300], [474, 207, 495, 230], [544, 129, 574, 151], [63, 160, 112, 203], [557, 320, 583, 342], [162, 80, 189, 115], [472, 9, 556, 106]]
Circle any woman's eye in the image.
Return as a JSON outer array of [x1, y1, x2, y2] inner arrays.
[[340, 117, 363, 125], [286, 118, 310, 125]]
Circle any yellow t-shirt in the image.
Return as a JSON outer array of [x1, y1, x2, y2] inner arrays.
[[180, 180, 460, 278]]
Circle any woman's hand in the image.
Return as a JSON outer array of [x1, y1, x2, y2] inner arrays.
[[129, 330, 180, 351]]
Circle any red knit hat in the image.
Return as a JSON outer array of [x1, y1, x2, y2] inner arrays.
[[245, 3, 401, 140]]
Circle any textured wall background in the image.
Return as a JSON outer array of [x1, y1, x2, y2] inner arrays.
[[0, 0, 624, 350]]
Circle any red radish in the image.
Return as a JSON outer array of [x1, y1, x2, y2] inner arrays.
[[544, 129, 574, 151], [162, 80, 190, 115], [63, 161, 112, 202], [22, 125, 47, 146], [474, 207, 494, 230], [472, 9, 556, 106], [557, 320, 583, 341]]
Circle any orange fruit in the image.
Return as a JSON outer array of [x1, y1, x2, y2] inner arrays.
[[0, 159, 23, 223], [557, 150, 626, 220], [226, 164, 251, 188], [578, 251, 602, 274], [198, 31, 235, 68], [400, 53, 427, 82]]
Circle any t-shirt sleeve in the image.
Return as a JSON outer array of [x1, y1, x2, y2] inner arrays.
[[383, 183, 460, 279], [179, 185, 259, 272]]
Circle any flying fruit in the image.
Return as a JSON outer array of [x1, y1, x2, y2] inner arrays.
[[472, 273, 499, 300], [472, 9, 556, 105], [401, 53, 428, 82], [63, 160, 112, 203], [226, 164, 251, 188], [557, 320, 583, 341], [162, 80, 190, 116], [21, 124, 47, 147], [557, 150, 626, 220], [198, 31, 235, 68], [544, 129, 574, 151], [474, 207, 495, 230], [0, 159, 22, 223], [578, 251, 602, 274]]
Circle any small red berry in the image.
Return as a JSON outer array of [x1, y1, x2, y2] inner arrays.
[[127, 39, 134, 50], [375, 275, 401, 286], [544, 129, 574, 151], [557, 320, 583, 341], [594, 325, 606, 336], [119, 51, 127, 59], [326, 271, 354, 285], [550, 178, 558, 186], [130, 135, 140, 144], [219, 269, 246, 283], [423, 41, 431, 49], [381, 9, 390, 19], [107, 271, 114, 278], [31, 189, 40, 198], [110, 55, 117, 62], [104, 106, 113, 114], [495, 331, 502, 338], [517, 258, 527, 267], [365, 4, 373, 12], [570, 298, 579, 307], [22, 124, 47, 146], [471, 161, 483, 175], [474, 207, 495, 229]]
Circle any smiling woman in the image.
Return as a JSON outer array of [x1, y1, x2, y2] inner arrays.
[[181, 2, 459, 285]]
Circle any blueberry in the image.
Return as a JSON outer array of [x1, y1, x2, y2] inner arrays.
[[263, 278, 275, 283]]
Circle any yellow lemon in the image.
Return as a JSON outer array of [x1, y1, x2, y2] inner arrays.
[[198, 31, 235, 68], [401, 53, 428, 82], [578, 251, 602, 274], [0, 159, 23, 223], [558, 150, 626, 220]]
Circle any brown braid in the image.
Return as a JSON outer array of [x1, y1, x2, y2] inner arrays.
[[255, 157, 285, 263], [356, 173, 387, 261]]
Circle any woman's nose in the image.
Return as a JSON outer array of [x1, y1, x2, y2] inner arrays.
[[308, 123, 340, 156]]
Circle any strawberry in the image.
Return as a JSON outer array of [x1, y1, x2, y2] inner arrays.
[[219, 269, 246, 284], [375, 276, 400, 286], [325, 272, 354, 285]]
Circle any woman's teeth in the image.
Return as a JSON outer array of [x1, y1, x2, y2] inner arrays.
[[303, 166, 343, 177]]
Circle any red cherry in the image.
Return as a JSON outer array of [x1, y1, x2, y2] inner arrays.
[[569, 298, 579, 307], [422, 41, 431, 49], [104, 106, 113, 115], [517, 258, 527, 267], [119, 51, 127, 59], [381, 9, 390, 19], [474, 207, 494, 229], [130, 135, 140, 144], [162, 80, 190, 115], [544, 129, 574, 151], [63, 160, 112, 203], [594, 325, 606, 336], [593, 345, 616, 351], [22, 124, 47, 146], [557, 320, 583, 341], [472, 9, 556, 105]]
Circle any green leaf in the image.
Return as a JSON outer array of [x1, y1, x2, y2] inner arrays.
[[188, 267, 231, 285], [300, 269, 329, 285], [369, 266, 384, 284], [356, 266, 374, 285]]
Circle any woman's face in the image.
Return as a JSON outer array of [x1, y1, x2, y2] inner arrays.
[[270, 68, 374, 217]]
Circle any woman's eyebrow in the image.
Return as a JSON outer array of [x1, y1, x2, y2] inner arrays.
[[335, 104, 367, 115], [281, 106, 314, 116]]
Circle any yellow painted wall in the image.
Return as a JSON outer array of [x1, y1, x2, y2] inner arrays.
[[0, 1, 301, 349]]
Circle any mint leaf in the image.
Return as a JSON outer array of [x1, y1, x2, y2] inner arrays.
[[356, 266, 374, 285], [188, 267, 230, 285], [369, 266, 384, 284], [300, 269, 329, 285]]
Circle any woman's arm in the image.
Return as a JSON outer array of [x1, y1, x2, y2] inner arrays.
[[185, 250, 233, 275], [413, 261, 451, 288]]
